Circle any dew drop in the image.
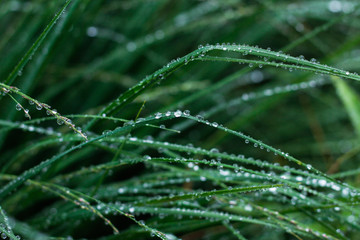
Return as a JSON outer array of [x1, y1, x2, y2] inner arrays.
[[155, 112, 162, 119], [328, 0, 342, 12], [16, 104, 21, 111], [211, 122, 219, 127], [24, 109, 30, 118], [102, 130, 111, 135], [210, 148, 219, 154], [126, 42, 137, 52], [318, 179, 327, 187], [57, 118, 64, 125], [87, 26, 98, 37], [196, 114, 204, 120], [244, 204, 253, 211], [2, 88, 10, 93], [174, 110, 182, 117]]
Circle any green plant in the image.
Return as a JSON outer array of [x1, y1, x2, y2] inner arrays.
[[1, 0, 360, 239]]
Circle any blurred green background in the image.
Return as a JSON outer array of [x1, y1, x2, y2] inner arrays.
[[1, 0, 360, 239]]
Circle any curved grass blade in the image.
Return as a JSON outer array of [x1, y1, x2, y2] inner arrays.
[[85, 44, 360, 131], [2, 0, 72, 86], [136, 184, 283, 206]]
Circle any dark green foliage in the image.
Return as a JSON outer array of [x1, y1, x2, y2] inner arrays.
[[1, 1, 360, 239]]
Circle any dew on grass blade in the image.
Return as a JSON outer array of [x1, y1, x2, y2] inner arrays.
[[87, 26, 98, 37], [57, 118, 63, 125], [174, 110, 182, 117]]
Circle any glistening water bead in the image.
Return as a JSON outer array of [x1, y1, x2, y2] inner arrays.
[[174, 110, 182, 117], [57, 119, 64, 125]]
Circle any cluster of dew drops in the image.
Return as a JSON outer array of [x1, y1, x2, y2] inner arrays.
[[192, 42, 357, 78], [0, 223, 21, 240], [1, 87, 88, 140]]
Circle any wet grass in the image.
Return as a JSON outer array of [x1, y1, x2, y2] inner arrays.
[[1, 1, 360, 239]]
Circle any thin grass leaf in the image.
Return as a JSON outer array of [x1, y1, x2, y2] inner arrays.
[[2, 0, 72, 86]]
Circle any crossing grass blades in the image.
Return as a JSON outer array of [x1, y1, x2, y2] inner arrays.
[[1, 1, 360, 239]]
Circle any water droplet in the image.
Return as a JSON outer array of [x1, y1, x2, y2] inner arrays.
[[196, 114, 204, 120], [2, 88, 10, 93], [102, 130, 111, 135], [328, 0, 342, 12], [269, 187, 277, 193], [318, 179, 327, 187], [244, 204, 253, 211], [174, 110, 182, 117], [16, 104, 21, 111], [36, 104, 42, 110], [126, 42, 137, 52], [211, 122, 218, 127], [123, 120, 134, 126], [210, 148, 219, 154], [57, 118, 63, 125], [155, 112, 162, 119], [87, 26, 98, 37], [24, 109, 30, 118]]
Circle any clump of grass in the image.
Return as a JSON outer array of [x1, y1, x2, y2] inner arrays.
[[1, 1, 360, 239]]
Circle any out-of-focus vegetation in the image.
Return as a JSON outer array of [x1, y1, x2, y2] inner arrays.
[[1, 1, 360, 239]]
